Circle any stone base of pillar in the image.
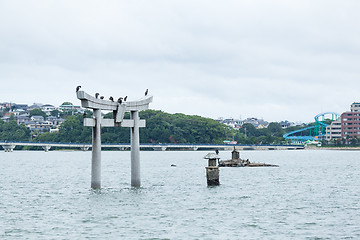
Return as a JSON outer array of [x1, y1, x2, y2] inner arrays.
[[206, 166, 220, 186]]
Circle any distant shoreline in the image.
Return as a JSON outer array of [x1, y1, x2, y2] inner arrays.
[[320, 147, 360, 151]]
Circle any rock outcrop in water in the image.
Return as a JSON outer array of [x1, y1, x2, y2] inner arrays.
[[218, 148, 278, 167]]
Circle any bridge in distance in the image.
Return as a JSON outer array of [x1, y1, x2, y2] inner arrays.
[[0, 141, 305, 152]]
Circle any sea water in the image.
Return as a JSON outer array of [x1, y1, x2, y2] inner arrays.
[[1, 150, 359, 239]]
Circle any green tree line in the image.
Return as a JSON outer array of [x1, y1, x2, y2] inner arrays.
[[233, 122, 286, 144], [1, 109, 311, 145], [0, 117, 31, 141], [34, 110, 233, 144]]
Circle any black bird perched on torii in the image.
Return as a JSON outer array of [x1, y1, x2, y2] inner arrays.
[[109, 96, 114, 102], [95, 93, 99, 98], [76, 86, 81, 92], [118, 97, 123, 104], [145, 89, 148, 96]]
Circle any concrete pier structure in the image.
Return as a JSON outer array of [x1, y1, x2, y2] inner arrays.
[[0, 142, 305, 152], [81, 146, 90, 151], [42, 145, 51, 152], [2, 144, 15, 152], [153, 146, 167, 151]]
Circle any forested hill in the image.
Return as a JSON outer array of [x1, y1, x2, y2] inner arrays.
[[34, 110, 233, 144]]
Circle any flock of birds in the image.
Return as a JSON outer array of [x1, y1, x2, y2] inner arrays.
[[76, 86, 148, 104]]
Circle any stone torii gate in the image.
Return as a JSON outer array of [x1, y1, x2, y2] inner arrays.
[[77, 90, 153, 188]]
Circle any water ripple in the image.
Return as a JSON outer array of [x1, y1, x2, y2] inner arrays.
[[1, 150, 360, 239]]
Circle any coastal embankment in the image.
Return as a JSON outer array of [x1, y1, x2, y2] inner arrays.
[[320, 147, 360, 150]]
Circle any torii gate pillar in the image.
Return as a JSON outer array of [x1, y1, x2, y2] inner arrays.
[[92, 109, 102, 189], [130, 110, 141, 187]]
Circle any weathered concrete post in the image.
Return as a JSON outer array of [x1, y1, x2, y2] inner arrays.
[[204, 153, 220, 186], [130, 110, 141, 187], [92, 109, 102, 189]]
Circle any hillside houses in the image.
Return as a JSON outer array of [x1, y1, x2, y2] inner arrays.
[[217, 117, 270, 129], [41, 104, 56, 115], [242, 117, 269, 129], [217, 118, 242, 129], [3, 113, 65, 132], [0, 102, 76, 133], [217, 116, 297, 130]]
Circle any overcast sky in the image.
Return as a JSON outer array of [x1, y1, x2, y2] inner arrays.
[[1, 1, 359, 123]]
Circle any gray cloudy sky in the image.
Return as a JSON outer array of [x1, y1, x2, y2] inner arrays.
[[1, 1, 359, 122]]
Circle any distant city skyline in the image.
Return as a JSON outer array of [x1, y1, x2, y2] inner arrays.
[[1, 1, 360, 122]]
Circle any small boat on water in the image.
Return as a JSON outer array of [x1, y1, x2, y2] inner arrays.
[[218, 148, 279, 167]]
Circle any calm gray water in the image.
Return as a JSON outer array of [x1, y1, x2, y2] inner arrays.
[[1, 150, 359, 239]]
